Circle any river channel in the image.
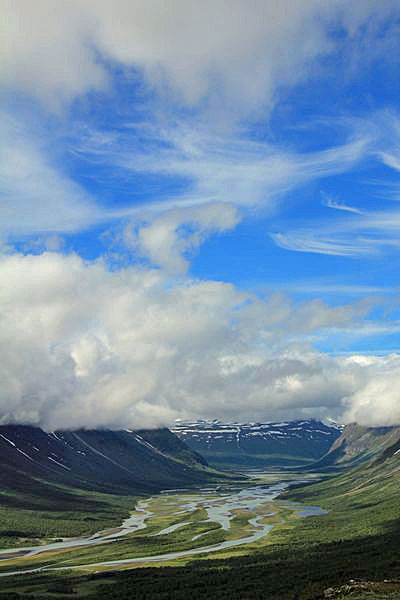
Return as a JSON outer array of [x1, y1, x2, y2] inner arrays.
[[0, 477, 328, 577]]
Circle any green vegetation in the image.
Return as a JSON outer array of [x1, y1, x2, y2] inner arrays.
[[0, 485, 138, 549], [2, 441, 400, 599], [200, 451, 315, 469]]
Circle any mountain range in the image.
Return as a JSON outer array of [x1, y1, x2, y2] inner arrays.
[[1, 418, 399, 535], [172, 418, 343, 468]]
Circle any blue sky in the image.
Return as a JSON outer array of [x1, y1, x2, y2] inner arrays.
[[2, 1, 400, 429]]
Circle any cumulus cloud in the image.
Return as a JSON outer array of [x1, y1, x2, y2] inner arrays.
[[0, 251, 395, 430], [124, 203, 239, 274]]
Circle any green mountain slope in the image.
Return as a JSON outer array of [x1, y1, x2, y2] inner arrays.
[[313, 422, 400, 469], [280, 423, 400, 554]]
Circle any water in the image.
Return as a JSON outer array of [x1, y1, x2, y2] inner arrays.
[[0, 500, 154, 560], [0, 479, 328, 577]]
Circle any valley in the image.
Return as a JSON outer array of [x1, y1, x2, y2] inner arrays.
[[0, 473, 325, 577], [2, 422, 400, 599]]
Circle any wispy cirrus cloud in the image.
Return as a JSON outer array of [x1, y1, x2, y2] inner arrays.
[[272, 200, 400, 257], [71, 115, 371, 216], [0, 104, 370, 268], [261, 280, 394, 296], [0, 113, 103, 238], [322, 193, 362, 214], [271, 231, 376, 257], [0, 0, 394, 260], [271, 123, 400, 257], [66, 118, 370, 269]]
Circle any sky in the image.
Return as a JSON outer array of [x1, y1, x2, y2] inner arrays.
[[2, 1, 400, 430]]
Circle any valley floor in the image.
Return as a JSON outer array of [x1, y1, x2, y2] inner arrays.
[[1, 466, 400, 599]]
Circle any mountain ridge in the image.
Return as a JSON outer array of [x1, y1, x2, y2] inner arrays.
[[0, 424, 230, 502], [172, 418, 343, 468]]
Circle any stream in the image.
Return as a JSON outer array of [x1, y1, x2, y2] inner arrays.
[[0, 478, 328, 577]]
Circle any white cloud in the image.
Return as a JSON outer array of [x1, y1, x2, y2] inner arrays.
[[1, 1, 397, 114], [0, 113, 103, 236], [3, 4, 400, 433], [1, 1, 390, 247], [125, 203, 239, 274], [342, 354, 400, 426], [268, 112, 400, 258], [271, 164, 400, 258], [0, 107, 369, 251], [271, 231, 376, 257], [0, 251, 394, 430], [85, 119, 370, 213], [322, 193, 362, 214], [154, 127, 366, 210], [271, 208, 400, 257], [262, 281, 392, 295]]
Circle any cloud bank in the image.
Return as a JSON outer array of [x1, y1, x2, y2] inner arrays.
[[0, 251, 397, 431]]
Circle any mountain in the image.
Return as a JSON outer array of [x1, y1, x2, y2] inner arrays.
[[0, 425, 228, 504], [0, 425, 239, 547], [171, 418, 343, 468], [313, 422, 400, 469]]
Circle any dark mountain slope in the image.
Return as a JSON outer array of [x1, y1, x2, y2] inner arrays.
[[172, 419, 342, 468], [0, 425, 227, 500], [138, 428, 208, 466]]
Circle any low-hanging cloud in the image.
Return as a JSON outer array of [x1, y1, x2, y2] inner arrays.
[[341, 354, 400, 427], [0, 251, 397, 431]]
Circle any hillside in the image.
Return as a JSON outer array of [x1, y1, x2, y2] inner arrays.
[[172, 418, 342, 468], [0, 425, 227, 498], [281, 421, 400, 547], [313, 422, 400, 469]]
